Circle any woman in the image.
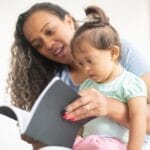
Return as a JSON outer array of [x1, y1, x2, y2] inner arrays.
[[8, 2, 150, 149]]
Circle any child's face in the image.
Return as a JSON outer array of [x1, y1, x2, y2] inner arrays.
[[73, 40, 117, 83]]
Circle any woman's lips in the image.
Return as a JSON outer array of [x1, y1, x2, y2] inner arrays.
[[54, 48, 62, 55], [53, 45, 65, 57]]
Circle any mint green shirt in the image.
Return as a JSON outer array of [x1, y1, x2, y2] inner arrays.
[[80, 69, 147, 143]]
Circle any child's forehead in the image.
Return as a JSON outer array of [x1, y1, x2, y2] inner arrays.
[[75, 48, 95, 58]]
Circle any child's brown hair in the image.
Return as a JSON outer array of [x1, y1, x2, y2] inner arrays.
[[71, 6, 121, 61]]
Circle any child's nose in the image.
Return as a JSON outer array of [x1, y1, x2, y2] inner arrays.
[[84, 65, 90, 71]]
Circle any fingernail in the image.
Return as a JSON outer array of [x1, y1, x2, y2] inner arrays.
[[63, 114, 74, 120], [70, 117, 77, 122], [61, 108, 69, 116], [63, 106, 70, 113], [61, 109, 67, 116]]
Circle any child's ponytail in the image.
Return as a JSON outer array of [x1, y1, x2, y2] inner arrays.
[[84, 6, 110, 28]]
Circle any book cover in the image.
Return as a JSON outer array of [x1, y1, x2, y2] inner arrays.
[[0, 77, 90, 148]]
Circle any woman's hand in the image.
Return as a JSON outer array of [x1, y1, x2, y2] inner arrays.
[[21, 135, 46, 150], [63, 88, 109, 121]]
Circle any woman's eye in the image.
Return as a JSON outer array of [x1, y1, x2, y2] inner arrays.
[[33, 41, 42, 49], [45, 27, 54, 35]]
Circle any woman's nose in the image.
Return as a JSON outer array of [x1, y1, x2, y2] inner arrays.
[[44, 39, 55, 50]]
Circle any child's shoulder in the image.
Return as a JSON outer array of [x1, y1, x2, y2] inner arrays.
[[123, 69, 144, 83], [79, 79, 94, 91], [122, 69, 147, 100]]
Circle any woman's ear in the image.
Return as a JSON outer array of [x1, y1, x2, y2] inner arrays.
[[111, 45, 120, 60], [64, 15, 75, 30]]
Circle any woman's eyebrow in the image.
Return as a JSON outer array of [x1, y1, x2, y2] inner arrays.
[[40, 22, 50, 32], [31, 23, 51, 43]]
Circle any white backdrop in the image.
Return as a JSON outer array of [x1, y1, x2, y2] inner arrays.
[[0, 0, 150, 149]]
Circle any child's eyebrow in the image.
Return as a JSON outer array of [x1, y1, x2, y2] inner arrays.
[[85, 56, 95, 60]]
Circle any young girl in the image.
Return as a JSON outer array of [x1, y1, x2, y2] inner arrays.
[[69, 6, 147, 150]]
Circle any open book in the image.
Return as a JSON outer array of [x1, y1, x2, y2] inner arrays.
[[0, 77, 90, 148]]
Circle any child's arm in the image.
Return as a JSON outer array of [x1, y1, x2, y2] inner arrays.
[[127, 96, 147, 150]]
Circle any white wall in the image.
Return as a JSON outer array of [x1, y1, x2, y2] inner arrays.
[[0, 0, 150, 149]]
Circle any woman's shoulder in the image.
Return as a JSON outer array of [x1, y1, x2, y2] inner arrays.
[[56, 66, 80, 92], [120, 38, 150, 76]]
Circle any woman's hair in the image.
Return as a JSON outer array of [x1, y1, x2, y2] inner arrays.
[[7, 2, 77, 110], [71, 6, 121, 60]]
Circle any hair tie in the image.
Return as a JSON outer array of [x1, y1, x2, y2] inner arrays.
[[86, 13, 100, 23]]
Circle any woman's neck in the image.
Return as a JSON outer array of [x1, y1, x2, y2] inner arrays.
[[68, 60, 88, 84], [69, 60, 83, 72]]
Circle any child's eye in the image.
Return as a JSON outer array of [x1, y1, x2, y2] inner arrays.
[[87, 59, 93, 64], [79, 62, 84, 66]]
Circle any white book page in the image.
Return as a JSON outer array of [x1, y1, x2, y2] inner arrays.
[[10, 106, 31, 134]]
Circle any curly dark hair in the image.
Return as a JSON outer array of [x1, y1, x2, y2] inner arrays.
[[7, 2, 77, 110]]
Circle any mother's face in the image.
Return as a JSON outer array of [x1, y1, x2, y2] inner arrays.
[[23, 10, 75, 64]]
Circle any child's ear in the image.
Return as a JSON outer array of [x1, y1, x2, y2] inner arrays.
[[111, 45, 120, 60]]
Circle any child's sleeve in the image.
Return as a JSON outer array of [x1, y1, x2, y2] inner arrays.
[[124, 76, 147, 101]]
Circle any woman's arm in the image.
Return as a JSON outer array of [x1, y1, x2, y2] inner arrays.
[[21, 135, 46, 150]]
